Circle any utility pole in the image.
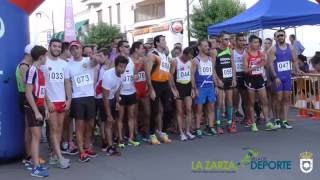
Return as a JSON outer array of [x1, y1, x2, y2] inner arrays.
[[186, 0, 190, 46]]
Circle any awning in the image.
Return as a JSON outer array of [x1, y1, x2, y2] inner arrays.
[[75, 19, 89, 32], [51, 19, 89, 40]]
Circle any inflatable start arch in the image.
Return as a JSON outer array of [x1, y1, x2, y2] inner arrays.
[[0, 0, 43, 163]]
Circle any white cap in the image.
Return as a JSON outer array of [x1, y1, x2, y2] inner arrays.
[[24, 44, 35, 54]]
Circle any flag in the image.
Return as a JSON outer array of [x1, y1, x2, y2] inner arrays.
[[64, 0, 76, 42]]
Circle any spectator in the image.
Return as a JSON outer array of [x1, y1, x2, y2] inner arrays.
[[310, 51, 320, 73], [289, 34, 305, 55], [171, 46, 182, 58], [297, 54, 309, 73]]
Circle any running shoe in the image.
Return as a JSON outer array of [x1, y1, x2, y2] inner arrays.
[[186, 132, 196, 140], [128, 139, 141, 146], [281, 120, 293, 129], [228, 121, 237, 133], [149, 134, 161, 145], [135, 133, 144, 143], [57, 157, 70, 168], [117, 141, 126, 148], [180, 133, 188, 141], [245, 119, 254, 128], [251, 123, 259, 132], [30, 166, 49, 178], [106, 145, 121, 156], [158, 132, 172, 144], [235, 111, 244, 118], [101, 143, 108, 152], [208, 127, 218, 136], [60, 142, 69, 154], [265, 122, 277, 131], [195, 129, 203, 138], [79, 152, 90, 163], [85, 149, 98, 158], [217, 126, 224, 134], [48, 155, 58, 165], [273, 119, 281, 129]]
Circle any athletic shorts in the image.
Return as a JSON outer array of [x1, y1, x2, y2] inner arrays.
[[135, 84, 148, 99], [217, 79, 233, 90], [70, 96, 96, 120], [245, 76, 266, 90], [25, 105, 45, 127], [195, 87, 216, 105], [95, 98, 106, 122], [53, 102, 66, 113], [176, 82, 192, 99], [273, 78, 292, 92], [120, 93, 137, 106], [19, 92, 27, 112], [236, 76, 246, 89]]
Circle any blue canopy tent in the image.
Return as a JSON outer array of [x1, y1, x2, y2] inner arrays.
[[207, 0, 320, 35]]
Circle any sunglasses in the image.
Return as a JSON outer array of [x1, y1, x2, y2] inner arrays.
[[277, 34, 285, 38], [224, 38, 230, 41], [122, 45, 130, 48]]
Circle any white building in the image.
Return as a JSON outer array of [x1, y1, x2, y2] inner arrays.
[[74, 0, 201, 50]]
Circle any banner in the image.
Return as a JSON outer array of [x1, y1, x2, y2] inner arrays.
[[64, 0, 76, 42]]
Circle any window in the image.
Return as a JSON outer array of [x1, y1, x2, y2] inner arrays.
[[134, 0, 165, 22], [117, 3, 121, 24], [97, 10, 102, 23], [108, 6, 112, 25]]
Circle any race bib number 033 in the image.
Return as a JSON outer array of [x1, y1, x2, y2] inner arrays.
[[277, 61, 291, 72], [49, 72, 64, 82], [74, 73, 93, 87]]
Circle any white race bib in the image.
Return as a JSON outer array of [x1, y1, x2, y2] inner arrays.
[[123, 73, 134, 84], [235, 62, 244, 72], [199, 65, 212, 76], [277, 61, 291, 72], [160, 59, 170, 72], [252, 67, 263, 75], [74, 73, 93, 87], [39, 86, 45, 98], [49, 71, 64, 82], [222, 67, 233, 78], [137, 71, 146, 82], [177, 69, 191, 81]]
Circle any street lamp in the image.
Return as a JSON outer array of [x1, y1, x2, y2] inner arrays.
[[36, 10, 55, 34]]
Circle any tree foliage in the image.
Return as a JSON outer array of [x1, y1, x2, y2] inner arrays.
[[191, 0, 246, 39], [84, 23, 122, 48]]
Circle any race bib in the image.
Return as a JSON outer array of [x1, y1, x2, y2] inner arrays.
[[235, 62, 244, 72], [222, 68, 233, 78], [277, 61, 291, 72], [252, 67, 263, 75], [49, 71, 64, 82], [123, 74, 134, 84], [137, 71, 146, 82], [177, 69, 191, 81], [74, 73, 93, 87], [160, 59, 170, 72], [199, 65, 212, 76], [39, 86, 45, 98]]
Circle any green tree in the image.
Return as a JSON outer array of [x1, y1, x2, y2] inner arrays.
[[84, 23, 122, 48], [191, 0, 246, 39]]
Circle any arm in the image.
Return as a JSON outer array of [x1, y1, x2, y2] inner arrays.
[[267, 47, 278, 79], [145, 54, 156, 100], [211, 50, 221, 86], [191, 58, 198, 98], [169, 59, 178, 98], [230, 51, 237, 87], [243, 53, 250, 73], [64, 65, 72, 111], [19, 64, 29, 83], [290, 44, 303, 75]]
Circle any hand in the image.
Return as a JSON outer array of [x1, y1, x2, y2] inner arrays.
[[217, 79, 224, 88], [64, 100, 71, 111], [172, 89, 179, 99], [191, 88, 198, 98], [48, 102, 54, 113], [275, 77, 282, 88], [115, 102, 120, 111], [107, 115, 114, 122], [45, 109, 50, 120], [149, 88, 156, 101], [296, 70, 305, 76], [35, 111, 43, 121], [232, 79, 237, 87]]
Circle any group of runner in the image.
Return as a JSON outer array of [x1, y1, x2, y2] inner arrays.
[[17, 29, 302, 177]]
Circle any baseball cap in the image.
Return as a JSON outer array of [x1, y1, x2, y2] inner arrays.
[[69, 40, 82, 49], [24, 44, 35, 54]]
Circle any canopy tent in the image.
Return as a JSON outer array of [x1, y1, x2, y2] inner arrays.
[[207, 0, 320, 35]]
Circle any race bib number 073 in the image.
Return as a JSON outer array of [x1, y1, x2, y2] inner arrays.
[[74, 73, 93, 87]]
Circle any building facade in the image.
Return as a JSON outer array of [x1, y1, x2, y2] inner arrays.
[[75, 0, 200, 50]]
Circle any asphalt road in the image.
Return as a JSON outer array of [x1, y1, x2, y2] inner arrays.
[[0, 110, 319, 180]]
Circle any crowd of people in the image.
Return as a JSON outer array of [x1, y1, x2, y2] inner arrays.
[[16, 29, 320, 177]]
